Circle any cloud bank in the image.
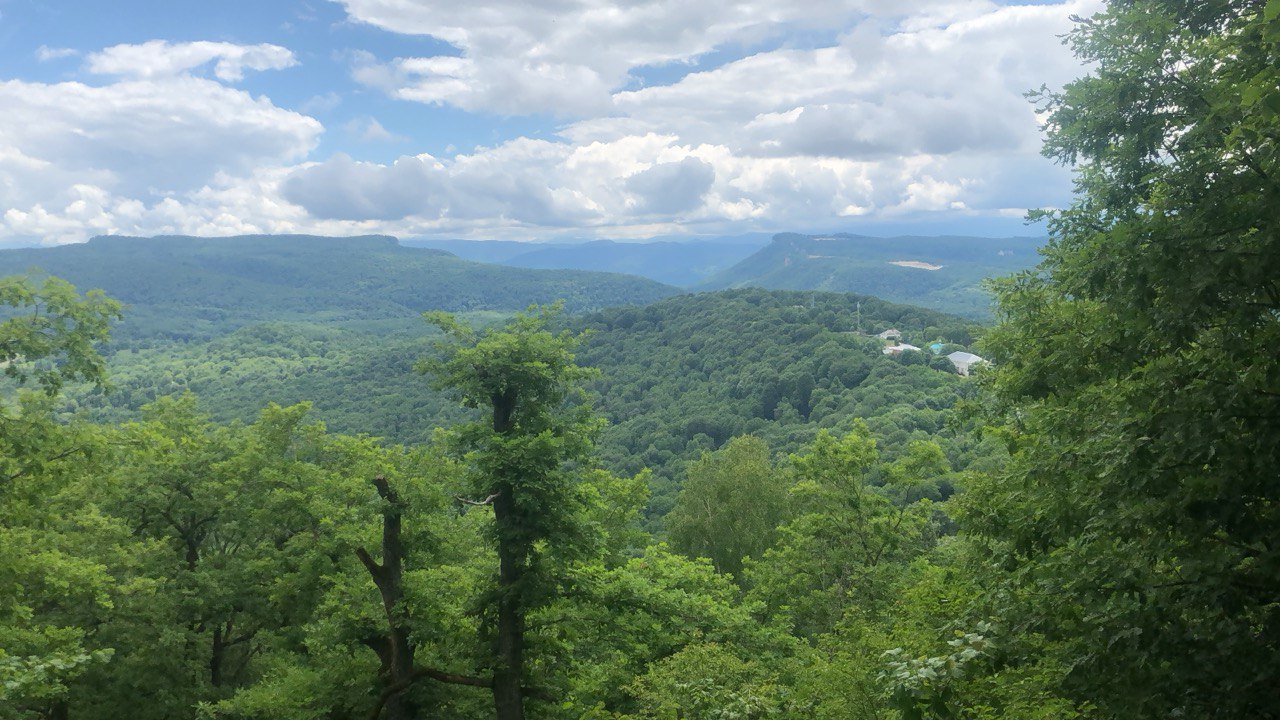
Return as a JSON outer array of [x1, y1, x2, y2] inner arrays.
[[0, 1, 1100, 245]]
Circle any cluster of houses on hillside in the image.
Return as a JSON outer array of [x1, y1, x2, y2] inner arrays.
[[874, 328, 987, 375]]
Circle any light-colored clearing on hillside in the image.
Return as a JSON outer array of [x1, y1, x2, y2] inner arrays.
[[888, 260, 943, 270]]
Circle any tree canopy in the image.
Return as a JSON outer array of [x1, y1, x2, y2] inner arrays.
[[972, 1, 1280, 716]]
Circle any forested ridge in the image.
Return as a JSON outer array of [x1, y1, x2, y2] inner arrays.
[[0, 234, 679, 344], [697, 233, 1042, 319], [3, 2, 1280, 719]]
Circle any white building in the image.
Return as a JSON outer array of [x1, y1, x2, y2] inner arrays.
[[947, 351, 987, 375], [883, 343, 922, 355]]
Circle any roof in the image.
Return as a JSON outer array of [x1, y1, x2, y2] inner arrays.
[[947, 351, 985, 364], [883, 343, 922, 354]]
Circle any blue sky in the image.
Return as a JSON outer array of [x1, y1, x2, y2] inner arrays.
[[0, 0, 1101, 245]]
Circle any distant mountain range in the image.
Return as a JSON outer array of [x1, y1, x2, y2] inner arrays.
[[404, 232, 1043, 318], [696, 233, 1044, 318], [403, 235, 770, 287], [0, 232, 1042, 344], [0, 234, 679, 343]]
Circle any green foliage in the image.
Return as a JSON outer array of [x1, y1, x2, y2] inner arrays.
[[577, 289, 988, 519], [1, 274, 1003, 719], [966, 1, 1280, 717], [624, 643, 793, 720], [881, 625, 995, 720], [578, 468, 652, 566], [423, 304, 607, 718], [424, 303, 601, 569], [746, 427, 941, 639], [0, 275, 121, 396], [0, 277, 124, 718], [667, 436, 791, 577], [70, 321, 473, 442], [69, 288, 992, 527], [546, 546, 797, 717]]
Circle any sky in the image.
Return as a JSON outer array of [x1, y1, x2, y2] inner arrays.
[[0, 0, 1103, 246]]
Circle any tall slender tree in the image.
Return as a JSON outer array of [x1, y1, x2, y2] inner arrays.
[[421, 304, 598, 720]]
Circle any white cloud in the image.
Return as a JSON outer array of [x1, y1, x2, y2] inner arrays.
[[594, 2, 1095, 160], [36, 46, 78, 62], [1, 3, 1101, 244], [337, 0, 970, 116], [0, 40, 321, 245], [344, 117, 407, 143], [1, 168, 321, 247], [281, 153, 447, 220], [87, 40, 297, 81], [0, 77, 320, 203], [269, 1, 1093, 236], [625, 157, 716, 216], [276, 133, 1020, 233]]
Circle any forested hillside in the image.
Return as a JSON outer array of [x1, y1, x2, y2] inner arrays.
[[575, 289, 989, 516], [0, 234, 679, 343], [68, 288, 989, 522], [700, 232, 1042, 318], [405, 236, 770, 287]]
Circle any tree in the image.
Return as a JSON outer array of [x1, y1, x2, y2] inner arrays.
[[421, 304, 599, 720], [0, 275, 121, 495], [85, 399, 357, 718], [202, 422, 491, 720], [0, 275, 121, 718], [667, 435, 790, 578], [969, 1, 1280, 716], [746, 426, 936, 638], [0, 275, 121, 397]]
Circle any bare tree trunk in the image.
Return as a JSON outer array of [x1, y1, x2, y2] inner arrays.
[[492, 487, 525, 720], [490, 394, 526, 720], [210, 621, 224, 687], [357, 476, 417, 720]]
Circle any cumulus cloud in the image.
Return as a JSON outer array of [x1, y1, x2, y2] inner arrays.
[[281, 154, 445, 220], [596, 2, 1094, 160], [351, 51, 615, 116], [274, 132, 1018, 234], [87, 40, 297, 81], [0, 77, 320, 203], [338, 0, 972, 116], [0, 40, 321, 245], [625, 158, 716, 215], [282, 139, 609, 227], [276, 1, 1092, 236]]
